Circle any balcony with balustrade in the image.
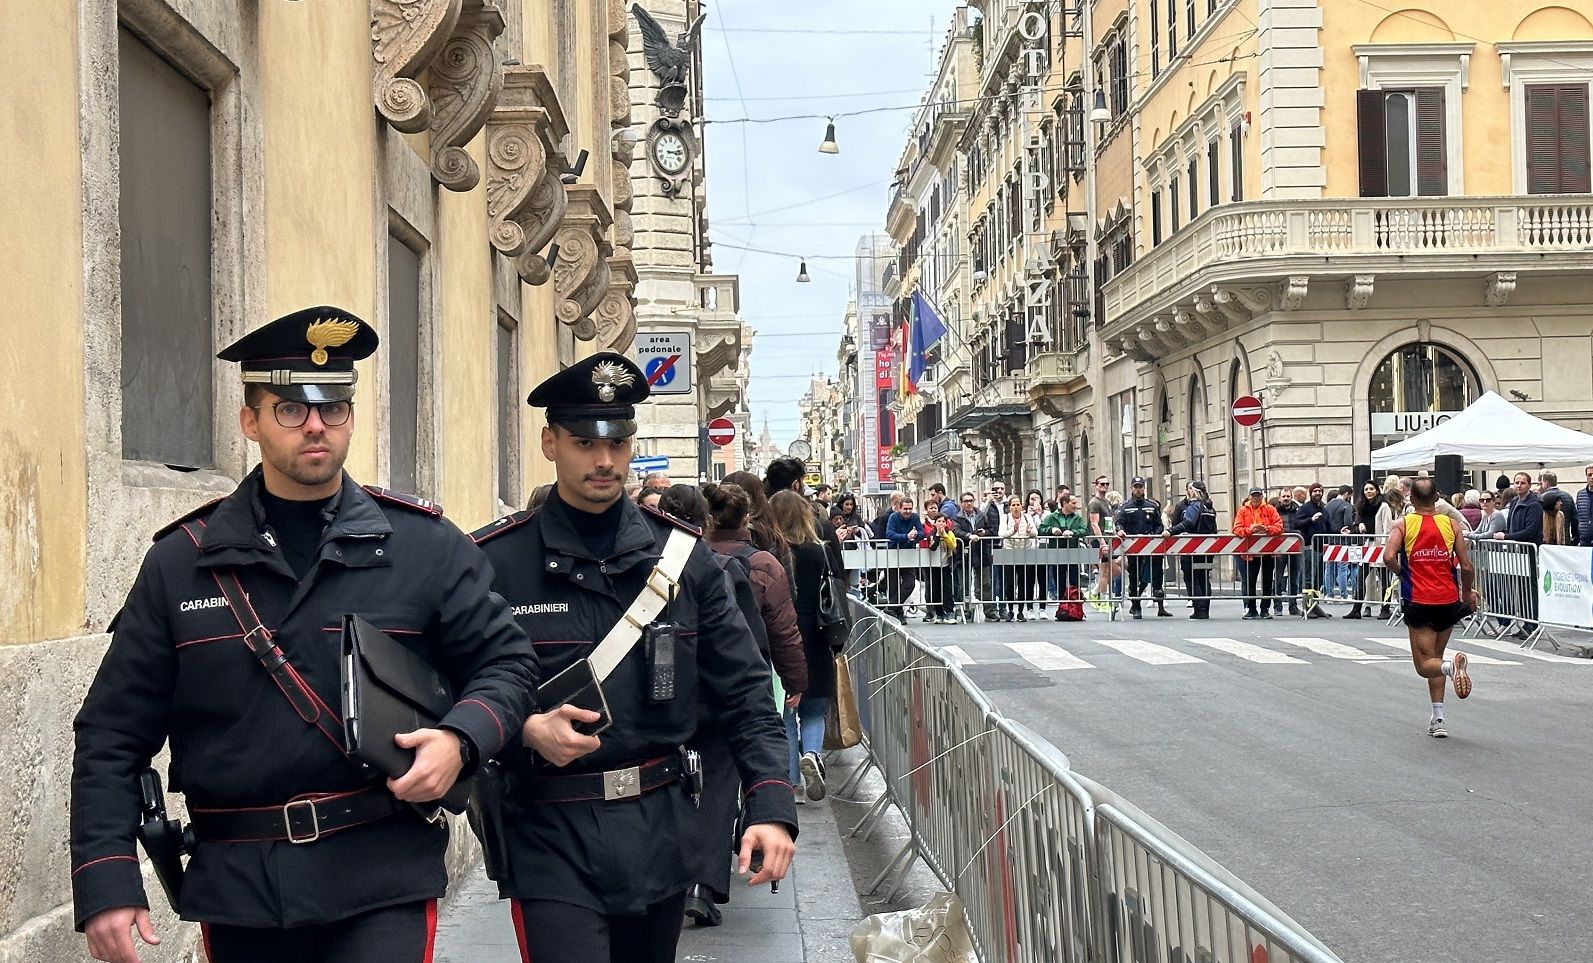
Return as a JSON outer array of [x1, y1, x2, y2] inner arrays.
[[1099, 196, 1593, 361]]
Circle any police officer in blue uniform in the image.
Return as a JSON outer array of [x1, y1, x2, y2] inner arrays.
[[70, 307, 537, 963], [471, 352, 797, 963], [1116, 476, 1172, 619]]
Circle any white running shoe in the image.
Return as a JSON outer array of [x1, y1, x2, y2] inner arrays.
[[1428, 720, 1449, 738], [1451, 651, 1473, 699], [800, 751, 826, 801]]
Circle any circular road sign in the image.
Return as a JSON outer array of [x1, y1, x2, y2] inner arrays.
[[644, 355, 677, 387], [707, 417, 737, 447], [1232, 394, 1264, 427]]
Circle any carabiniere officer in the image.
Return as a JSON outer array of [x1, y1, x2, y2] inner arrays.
[[471, 352, 797, 963], [70, 307, 537, 963]]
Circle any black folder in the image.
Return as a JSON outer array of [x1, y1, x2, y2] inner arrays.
[[340, 614, 471, 813]]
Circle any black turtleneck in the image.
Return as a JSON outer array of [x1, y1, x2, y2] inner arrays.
[[259, 487, 335, 580], [554, 489, 626, 558]]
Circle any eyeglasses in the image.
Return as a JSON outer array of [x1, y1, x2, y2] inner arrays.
[[251, 400, 352, 429], [1096, 481, 1109, 487]]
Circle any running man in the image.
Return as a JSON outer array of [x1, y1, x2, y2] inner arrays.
[[1383, 477, 1479, 738]]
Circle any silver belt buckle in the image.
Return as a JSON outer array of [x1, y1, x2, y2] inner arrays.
[[602, 765, 641, 801], [283, 798, 321, 844]]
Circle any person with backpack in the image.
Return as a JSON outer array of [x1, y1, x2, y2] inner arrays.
[[1040, 493, 1090, 621], [1169, 482, 1218, 619]]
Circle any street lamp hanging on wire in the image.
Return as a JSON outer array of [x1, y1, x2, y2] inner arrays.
[[1089, 89, 1110, 124], [817, 118, 839, 154], [796, 259, 811, 283]]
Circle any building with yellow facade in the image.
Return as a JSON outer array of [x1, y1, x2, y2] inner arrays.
[[0, 0, 743, 955], [885, 0, 1593, 519]]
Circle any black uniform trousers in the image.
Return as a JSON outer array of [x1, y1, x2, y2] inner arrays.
[[1126, 557, 1164, 610], [512, 894, 687, 963], [201, 899, 436, 963], [1243, 557, 1275, 615]]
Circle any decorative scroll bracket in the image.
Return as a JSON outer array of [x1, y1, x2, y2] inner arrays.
[[554, 185, 615, 341], [427, 0, 506, 191], [486, 65, 573, 285], [372, 0, 464, 134], [593, 252, 638, 351]]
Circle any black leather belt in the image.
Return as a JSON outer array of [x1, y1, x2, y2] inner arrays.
[[190, 786, 403, 844], [518, 755, 680, 804]]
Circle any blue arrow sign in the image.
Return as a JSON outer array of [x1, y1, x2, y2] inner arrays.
[[644, 356, 678, 387], [630, 455, 670, 473]]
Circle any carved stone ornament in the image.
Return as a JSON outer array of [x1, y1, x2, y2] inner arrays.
[[1263, 348, 1292, 400], [1211, 284, 1271, 323], [646, 117, 698, 199], [1279, 276, 1310, 311], [593, 252, 638, 352], [553, 185, 615, 341], [1484, 271, 1517, 307], [427, 0, 506, 191], [485, 65, 573, 286], [372, 0, 464, 133], [1345, 274, 1374, 310]]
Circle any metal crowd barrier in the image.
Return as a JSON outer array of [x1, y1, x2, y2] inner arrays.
[[1106, 534, 1305, 615], [838, 599, 1344, 963], [1304, 534, 1402, 623], [1462, 538, 1541, 644]]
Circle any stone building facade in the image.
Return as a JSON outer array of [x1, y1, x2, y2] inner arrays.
[[882, 0, 1593, 521], [625, 0, 751, 482], [0, 0, 655, 956]]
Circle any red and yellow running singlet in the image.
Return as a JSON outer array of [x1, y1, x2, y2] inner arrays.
[[1399, 513, 1460, 605]]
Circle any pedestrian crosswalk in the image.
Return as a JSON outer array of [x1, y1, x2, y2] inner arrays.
[[931, 634, 1578, 674]]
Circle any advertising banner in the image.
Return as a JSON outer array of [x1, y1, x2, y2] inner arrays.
[[1536, 545, 1593, 627], [874, 345, 897, 486]]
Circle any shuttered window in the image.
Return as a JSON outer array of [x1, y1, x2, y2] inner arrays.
[[1208, 138, 1221, 207], [1170, 177, 1181, 233], [1188, 157, 1200, 219], [1230, 123, 1244, 200], [1151, 190, 1163, 245], [1525, 83, 1591, 194], [1357, 87, 1448, 197], [1150, 0, 1160, 77]]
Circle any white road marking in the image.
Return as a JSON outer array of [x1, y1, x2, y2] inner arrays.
[[1274, 636, 1393, 661], [1362, 637, 1519, 665], [1432, 634, 1593, 664], [942, 645, 974, 667], [1004, 641, 1094, 671], [1186, 637, 1309, 664], [1094, 639, 1206, 665]]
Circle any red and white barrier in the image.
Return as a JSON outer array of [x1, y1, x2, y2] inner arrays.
[[1321, 543, 1384, 566], [1113, 534, 1303, 556]]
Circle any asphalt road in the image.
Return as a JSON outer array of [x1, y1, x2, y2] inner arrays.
[[909, 601, 1593, 963]]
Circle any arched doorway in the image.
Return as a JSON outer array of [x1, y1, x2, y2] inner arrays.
[[1367, 342, 1481, 454]]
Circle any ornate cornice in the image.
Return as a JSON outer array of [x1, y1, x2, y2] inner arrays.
[[593, 252, 638, 352], [427, 0, 506, 191], [554, 185, 615, 341], [372, 0, 463, 134], [485, 65, 572, 285]]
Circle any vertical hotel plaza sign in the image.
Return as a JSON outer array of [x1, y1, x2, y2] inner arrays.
[[1018, 11, 1051, 346], [875, 338, 897, 486]]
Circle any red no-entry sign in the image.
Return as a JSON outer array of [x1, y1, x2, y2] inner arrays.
[[1232, 395, 1264, 427], [707, 417, 737, 447]]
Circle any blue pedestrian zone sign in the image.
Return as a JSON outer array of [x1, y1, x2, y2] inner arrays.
[[644, 356, 677, 387], [630, 455, 669, 474]]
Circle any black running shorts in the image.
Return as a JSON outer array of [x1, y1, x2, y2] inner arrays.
[[1403, 600, 1472, 632]]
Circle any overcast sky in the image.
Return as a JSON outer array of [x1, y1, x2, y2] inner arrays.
[[698, 1, 956, 446]]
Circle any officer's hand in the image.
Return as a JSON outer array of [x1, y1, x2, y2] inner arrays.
[[388, 728, 464, 802], [783, 693, 801, 711], [85, 906, 158, 963], [522, 705, 603, 767], [739, 822, 796, 887]]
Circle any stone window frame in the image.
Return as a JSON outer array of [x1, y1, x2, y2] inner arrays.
[[378, 127, 443, 499], [80, 0, 264, 628], [1497, 41, 1593, 195], [492, 251, 523, 516], [1353, 42, 1474, 196]]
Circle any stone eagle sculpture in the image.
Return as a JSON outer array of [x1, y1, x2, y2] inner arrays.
[[632, 4, 706, 88]]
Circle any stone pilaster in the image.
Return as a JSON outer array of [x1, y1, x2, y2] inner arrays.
[[1256, 0, 1325, 199]]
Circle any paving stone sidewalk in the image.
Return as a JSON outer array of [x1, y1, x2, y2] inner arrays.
[[433, 781, 864, 962]]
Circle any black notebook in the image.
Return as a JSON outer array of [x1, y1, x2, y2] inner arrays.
[[340, 614, 471, 812]]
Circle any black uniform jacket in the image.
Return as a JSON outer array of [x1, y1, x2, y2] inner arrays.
[[471, 492, 798, 914], [1115, 496, 1165, 536], [70, 469, 537, 930]]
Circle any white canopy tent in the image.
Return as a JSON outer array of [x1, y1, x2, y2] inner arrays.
[[1370, 390, 1593, 471]]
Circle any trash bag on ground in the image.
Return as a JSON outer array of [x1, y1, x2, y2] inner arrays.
[[850, 890, 977, 963]]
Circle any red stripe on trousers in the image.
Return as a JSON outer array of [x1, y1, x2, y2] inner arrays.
[[510, 900, 530, 963], [201, 923, 213, 962], [422, 898, 438, 963]]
